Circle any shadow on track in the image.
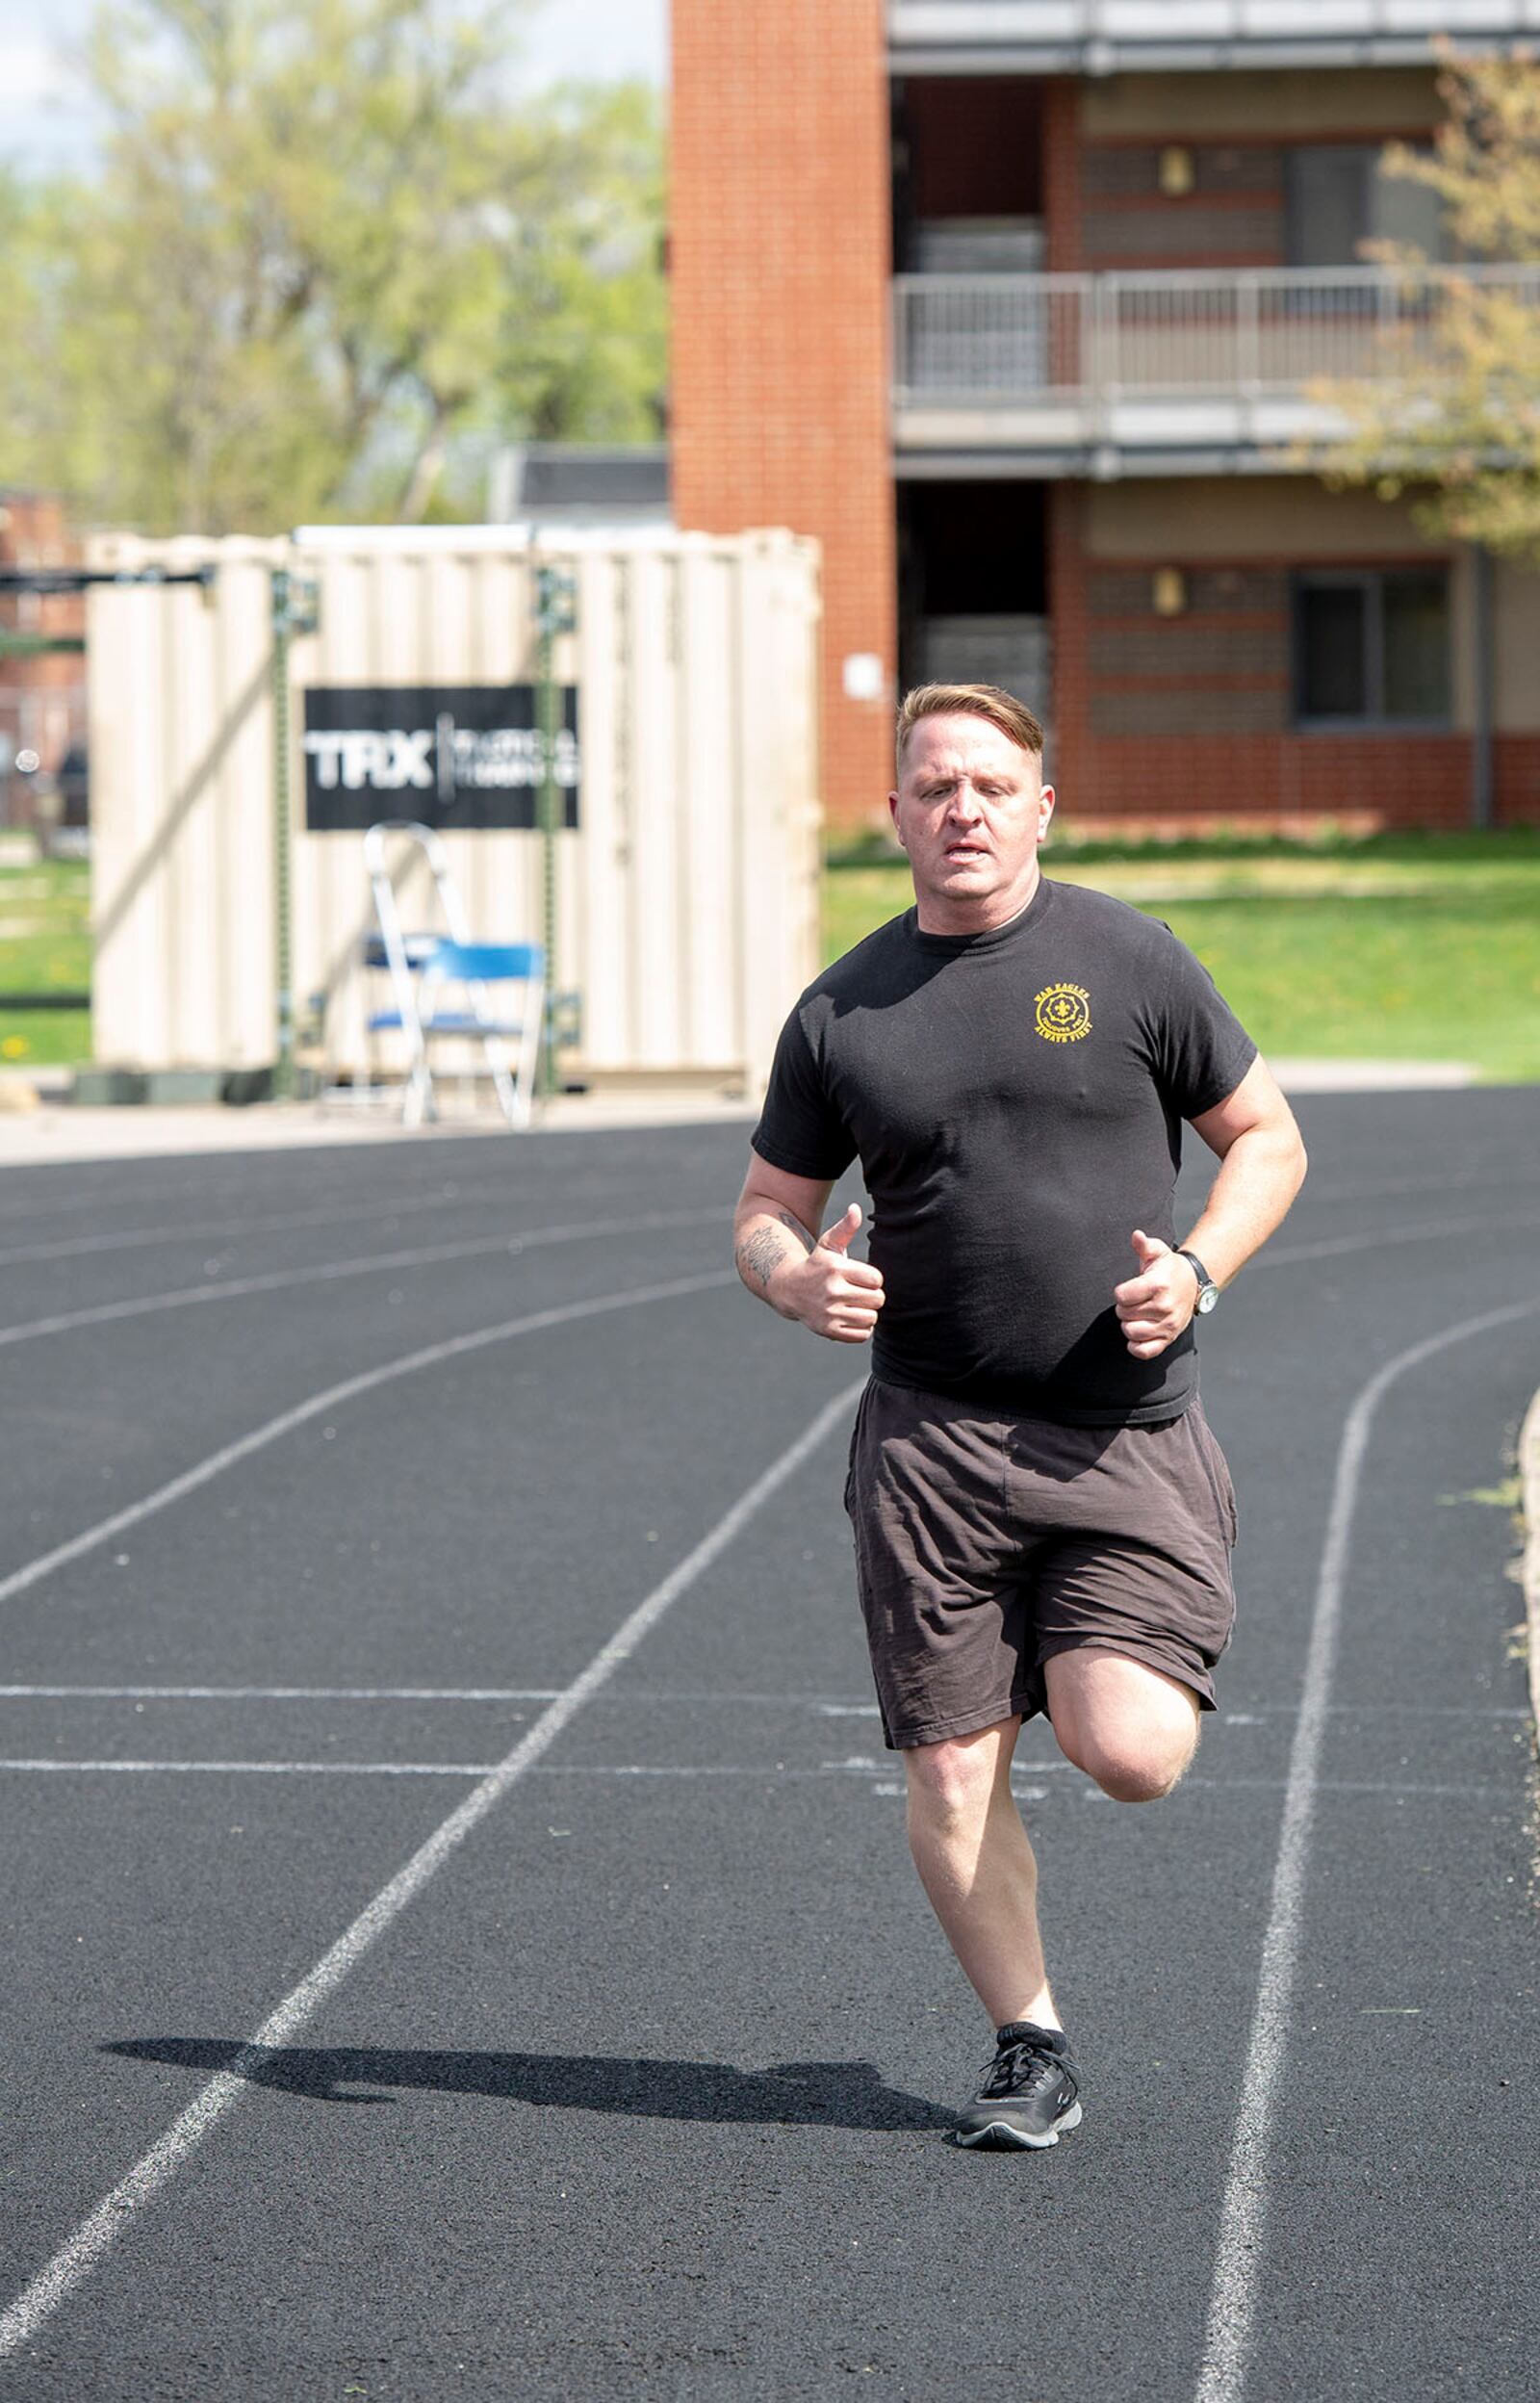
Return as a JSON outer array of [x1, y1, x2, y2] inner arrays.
[[104, 2039, 954, 2132]]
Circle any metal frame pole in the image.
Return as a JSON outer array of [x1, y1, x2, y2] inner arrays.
[[270, 566, 320, 1101], [532, 559, 577, 1100]]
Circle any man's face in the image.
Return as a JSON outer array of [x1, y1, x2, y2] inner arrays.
[[888, 711, 1055, 934]]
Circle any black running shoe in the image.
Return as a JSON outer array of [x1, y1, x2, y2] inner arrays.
[[954, 2021, 1082, 2150]]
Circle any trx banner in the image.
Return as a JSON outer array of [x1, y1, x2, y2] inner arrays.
[[301, 685, 580, 830]]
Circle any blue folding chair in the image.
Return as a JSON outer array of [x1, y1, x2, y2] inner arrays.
[[412, 939, 546, 1128], [358, 822, 545, 1126]]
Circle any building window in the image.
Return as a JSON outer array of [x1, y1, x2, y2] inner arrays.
[[1286, 145, 1450, 268], [1293, 569, 1451, 727]]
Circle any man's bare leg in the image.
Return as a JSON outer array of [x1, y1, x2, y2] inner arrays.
[[1043, 1649, 1200, 1801], [901, 1718, 1061, 2030], [903, 1659, 1199, 2034]]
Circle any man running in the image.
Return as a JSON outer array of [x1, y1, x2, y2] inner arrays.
[[732, 683, 1307, 2149]]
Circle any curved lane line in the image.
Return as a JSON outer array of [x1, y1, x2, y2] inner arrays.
[[1297, 1169, 1540, 1208], [1194, 1288, 1540, 2403], [0, 1377, 863, 2362], [0, 1157, 1527, 1257], [0, 1176, 559, 1266], [0, 1156, 518, 1232], [0, 1209, 724, 1352], [0, 1270, 734, 1608], [4, 1205, 1538, 1360], [1256, 1210, 1540, 1272], [5, 1204, 1539, 1360], [0, 1151, 1518, 1245]]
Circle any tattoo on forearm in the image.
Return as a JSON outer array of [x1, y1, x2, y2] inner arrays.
[[738, 1227, 791, 1291], [736, 1206, 817, 1295], [776, 1209, 816, 1255]]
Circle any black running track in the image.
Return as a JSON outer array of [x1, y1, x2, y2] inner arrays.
[[0, 1092, 1536, 2403]]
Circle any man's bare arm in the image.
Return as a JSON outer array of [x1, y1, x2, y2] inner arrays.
[[733, 1150, 886, 1345], [1179, 1054, 1309, 1284], [1114, 1057, 1307, 1359]]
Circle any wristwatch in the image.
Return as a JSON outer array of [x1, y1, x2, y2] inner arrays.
[[1176, 1250, 1220, 1316]]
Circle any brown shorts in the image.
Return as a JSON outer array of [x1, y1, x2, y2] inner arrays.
[[843, 1379, 1239, 1750]]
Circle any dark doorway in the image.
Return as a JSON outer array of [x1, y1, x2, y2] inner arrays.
[[898, 479, 1051, 734], [893, 78, 1046, 273]]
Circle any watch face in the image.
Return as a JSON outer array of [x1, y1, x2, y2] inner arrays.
[[1195, 1285, 1219, 1315]]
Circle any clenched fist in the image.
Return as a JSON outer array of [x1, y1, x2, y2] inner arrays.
[[1113, 1229, 1199, 1360], [753, 1202, 887, 1345]]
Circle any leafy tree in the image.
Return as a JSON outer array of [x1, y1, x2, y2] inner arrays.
[[1314, 46, 1540, 558], [0, 0, 665, 532]]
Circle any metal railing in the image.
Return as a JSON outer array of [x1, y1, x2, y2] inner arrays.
[[893, 264, 1540, 410], [887, 2, 1540, 53]]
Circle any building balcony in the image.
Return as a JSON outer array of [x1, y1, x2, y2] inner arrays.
[[893, 262, 1540, 476], [888, 2, 1540, 75]]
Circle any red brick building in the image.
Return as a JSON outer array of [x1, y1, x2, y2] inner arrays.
[[669, 1, 1540, 834]]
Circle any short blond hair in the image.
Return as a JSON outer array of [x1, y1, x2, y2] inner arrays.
[[896, 683, 1044, 777]]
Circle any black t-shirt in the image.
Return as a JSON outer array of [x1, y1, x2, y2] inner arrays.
[[751, 876, 1257, 1427]]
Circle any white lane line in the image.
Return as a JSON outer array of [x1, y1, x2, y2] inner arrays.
[[0, 1759, 497, 1776], [0, 1208, 722, 1351], [1206, 1703, 1527, 1720], [1297, 1169, 1540, 1208], [0, 1377, 862, 2360], [0, 1271, 734, 1609], [0, 1152, 1525, 1250], [4, 1203, 1530, 1360], [0, 1160, 526, 1234], [1194, 1290, 1540, 2403], [0, 1686, 1521, 1719], [0, 1176, 538, 1266], [1256, 1207, 1540, 1273], [0, 1684, 564, 1701], [0, 1760, 1513, 1802], [0, 1684, 878, 1706]]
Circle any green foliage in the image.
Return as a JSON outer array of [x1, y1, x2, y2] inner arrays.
[[1311, 46, 1540, 557], [0, 862, 91, 1067], [0, 0, 666, 532]]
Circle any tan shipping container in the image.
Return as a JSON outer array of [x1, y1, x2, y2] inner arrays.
[[87, 526, 822, 1095]]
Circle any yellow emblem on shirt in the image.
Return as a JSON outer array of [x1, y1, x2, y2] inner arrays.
[[1035, 982, 1092, 1044]]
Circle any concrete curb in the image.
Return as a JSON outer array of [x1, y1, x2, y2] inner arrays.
[[1521, 1387, 1540, 1749], [0, 1091, 760, 1167]]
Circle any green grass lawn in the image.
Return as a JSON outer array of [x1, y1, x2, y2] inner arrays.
[[3, 840, 1538, 1082], [824, 833, 1540, 1082], [0, 858, 91, 1068]]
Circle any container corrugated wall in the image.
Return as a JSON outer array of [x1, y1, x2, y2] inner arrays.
[[87, 528, 822, 1091]]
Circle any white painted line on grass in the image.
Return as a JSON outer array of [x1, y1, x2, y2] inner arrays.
[[0, 1270, 734, 1609], [0, 1376, 863, 2361], [0, 1208, 722, 1350], [1194, 1290, 1540, 2403]]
